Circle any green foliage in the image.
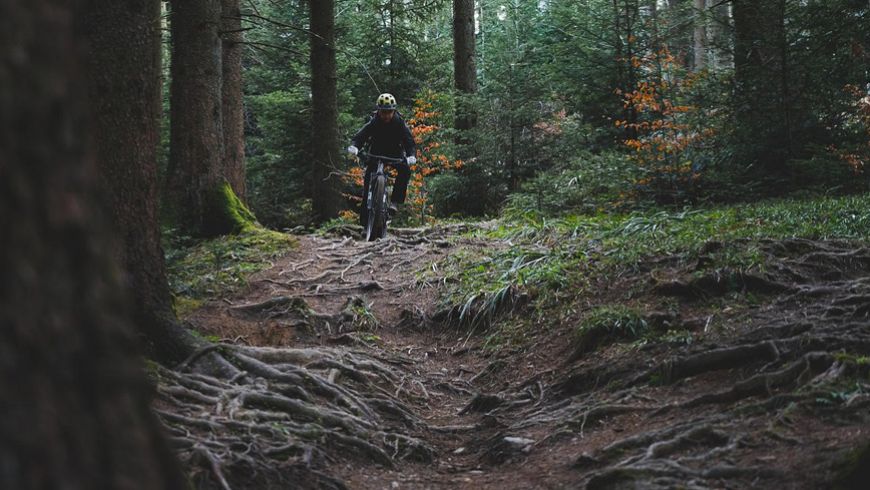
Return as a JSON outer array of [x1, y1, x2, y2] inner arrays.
[[539, 0, 652, 134], [233, 0, 869, 220], [498, 193, 870, 266], [241, 1, 455, 227], [507, 150, 641, 215], [573, 306, 648, 355], [246, 89, 314, 228], [834, 353, 870, 367], [725, 0, 870, 186], [338, 297, 380, 332], [435, 192, 870, 354], [337, 0, 453, 114], [165, 227, 297, 310], [230, 0, 870, 223]]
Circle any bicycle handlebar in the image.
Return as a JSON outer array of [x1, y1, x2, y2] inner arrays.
[[358, 151, 407, 163]]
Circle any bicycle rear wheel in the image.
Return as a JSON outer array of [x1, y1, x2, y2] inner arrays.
[[366, 175, 387, 241]]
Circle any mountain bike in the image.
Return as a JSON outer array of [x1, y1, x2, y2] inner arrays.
[[359, 152, 407, 241]]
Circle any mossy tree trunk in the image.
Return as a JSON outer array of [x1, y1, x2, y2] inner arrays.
[[0, 1, 186, 487], [310, 0, 345, 222], [167, 0, 254, 236], [79, 0, 207, 365], [222, 0, 247, 203]]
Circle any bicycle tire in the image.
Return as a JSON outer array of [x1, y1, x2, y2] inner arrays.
[[367, 174, 387, 241]]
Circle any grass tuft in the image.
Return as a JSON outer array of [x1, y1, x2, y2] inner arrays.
[[572, 306, 648, 357], [434, 193, 870, 355]]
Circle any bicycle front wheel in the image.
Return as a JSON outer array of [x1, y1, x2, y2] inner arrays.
[[367, 175, 387, 241]]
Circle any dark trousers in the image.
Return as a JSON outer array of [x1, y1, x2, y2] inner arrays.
[[360, 158, 411, 226]]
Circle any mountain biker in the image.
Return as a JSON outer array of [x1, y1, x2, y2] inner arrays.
[[347, 93, 416, 226]]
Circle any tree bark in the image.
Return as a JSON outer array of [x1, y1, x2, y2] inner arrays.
[[706, 0, 732, 69], [0, 1, 186, 488], [309, 0, 344, 222], [168, 0, 253, 236], [78, 0, 208, 365], [692, 0, 707, 71], [453, 0, 477, 131], [222, 0, 247, 202]]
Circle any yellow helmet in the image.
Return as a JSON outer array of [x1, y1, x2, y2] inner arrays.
[[376, 93, 397, 110]]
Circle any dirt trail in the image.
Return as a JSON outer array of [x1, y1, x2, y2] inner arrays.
[[186, 228, 511, 487], [173, 230, 870, 489]]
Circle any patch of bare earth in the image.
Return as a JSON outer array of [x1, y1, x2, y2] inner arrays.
[[168, 231, 869, 489]]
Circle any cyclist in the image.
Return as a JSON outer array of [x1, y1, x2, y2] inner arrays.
[[347, 93, 416, 226]]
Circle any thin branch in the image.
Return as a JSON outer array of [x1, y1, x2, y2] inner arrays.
[[241, 41, 307, 57]]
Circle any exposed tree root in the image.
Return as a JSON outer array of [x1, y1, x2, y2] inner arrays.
[[153, 343, 434, 489], [439, 239, 870, 488], [654, 270, 793, 299], [165, 232, 870, 488], [564, 240, 870, 487]]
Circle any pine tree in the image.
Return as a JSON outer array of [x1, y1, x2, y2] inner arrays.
[[454, 0, 477, 131], [310, 0, 344, 222], [167, 0, 254, 236], [81, 0, 213, 365], [222, 0, 248, 202]]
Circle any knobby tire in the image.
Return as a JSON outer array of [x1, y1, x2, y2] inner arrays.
[[367, 174, 387, 241]]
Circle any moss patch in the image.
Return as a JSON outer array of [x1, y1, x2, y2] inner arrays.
[[166, 227, 297, 312], [204, 180, 258, 236], [173, 296, 204, 317]]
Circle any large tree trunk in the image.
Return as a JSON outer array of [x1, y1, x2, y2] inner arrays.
[[453, 0, 477, 132], [692, 0, 707, 71], [0, 1, 186, 488], [309, 0, 344, 222], [732, 0, 789, 173], [222, 0, 247, 202], [78, 0, 207, 365], [168, 0, 254, 236], [707, 0, 732, 70]]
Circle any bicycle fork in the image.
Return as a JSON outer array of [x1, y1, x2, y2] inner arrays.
[[367, 162, 388, 220]]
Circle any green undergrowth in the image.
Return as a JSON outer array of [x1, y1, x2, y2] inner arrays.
[[495, 192, 870, 264], [166, 227, 297, 315], [572, 306, 648, 357], [434, 193, 870, 348]]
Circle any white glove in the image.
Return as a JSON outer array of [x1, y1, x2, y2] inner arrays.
[[406, 156, 417, 165], [347, 145, 359, 156]]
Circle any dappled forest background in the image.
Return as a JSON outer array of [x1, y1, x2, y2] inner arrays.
[[159, 0, 870, 230]]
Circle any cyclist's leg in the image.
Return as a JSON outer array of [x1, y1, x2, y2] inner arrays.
[[390, 161, 411, 204]]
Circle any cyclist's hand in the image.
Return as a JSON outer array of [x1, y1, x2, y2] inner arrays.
[[406, 156, 417, 165]]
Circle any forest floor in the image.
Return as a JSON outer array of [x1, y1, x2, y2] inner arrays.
[[167, 222, 870, 489]]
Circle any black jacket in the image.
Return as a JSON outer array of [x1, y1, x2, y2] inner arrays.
[[351, 112, 416, 159]]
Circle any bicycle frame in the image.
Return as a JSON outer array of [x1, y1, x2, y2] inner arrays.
[[359, 152, 406, 241]]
